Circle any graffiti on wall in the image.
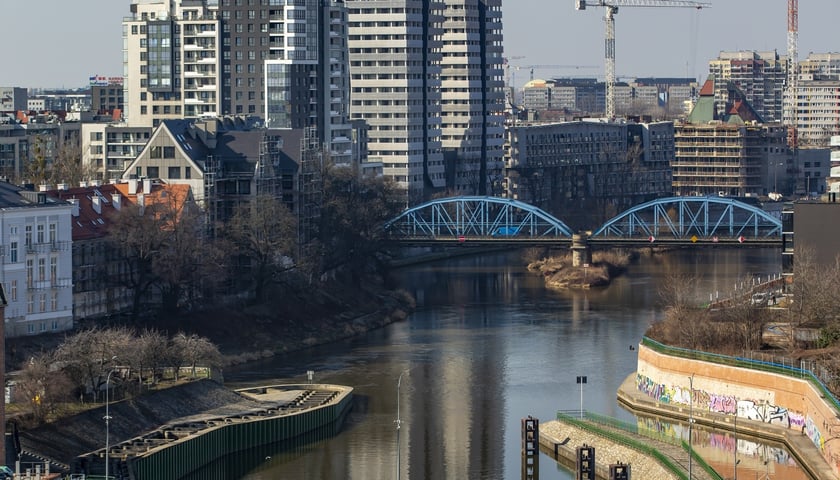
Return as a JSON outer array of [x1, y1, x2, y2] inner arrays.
[[636, 373, 808, 435]]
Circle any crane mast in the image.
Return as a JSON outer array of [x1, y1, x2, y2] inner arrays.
[[786, 0, 798, 150], [576, 0, 710, 120]]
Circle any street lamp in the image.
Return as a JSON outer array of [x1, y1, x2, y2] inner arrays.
[[688, 374, 694, 480], [395, 371, 407, 480], [104, 357, 117, 480], [734, 412, 740, 480]]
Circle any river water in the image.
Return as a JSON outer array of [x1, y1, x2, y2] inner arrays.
[[224, 248, 805, 480]]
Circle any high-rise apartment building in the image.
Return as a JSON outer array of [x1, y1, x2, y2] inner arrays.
[[439, 0, 505, 196], [123, 1, 221, 126], [346, 1, 446, 204], [123, 0, 352, 162], [345, 0, 505, 204], [708, 51, 787, 123]]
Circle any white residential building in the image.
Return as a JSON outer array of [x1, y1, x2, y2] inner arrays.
[[123, 0, 222, 127], [346, 0, 446, 205], [440, 0, 505, 196], [0, 183, 73, 337]]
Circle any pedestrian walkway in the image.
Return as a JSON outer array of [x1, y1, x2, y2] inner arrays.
[[540, 417, 717, 480]]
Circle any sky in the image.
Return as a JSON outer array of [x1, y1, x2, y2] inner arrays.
[[0, 0, 838, 89]]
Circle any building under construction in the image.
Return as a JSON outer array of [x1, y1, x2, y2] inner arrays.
[[673, 80, 790, 197], [503, 118, 673, 229]]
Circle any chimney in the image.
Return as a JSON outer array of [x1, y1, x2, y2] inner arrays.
[[92, 196, 102, 215], [68, 198, 80, 217], [38, 184, 49, 192], [112, 193, 122, 211], [79, 180, 88, 188], [92, 179, 102, 187], [57, 183, 68, 191], [137, 193, 145, 215], [143, 178, 152, 194], [128, 178, 138, 195]]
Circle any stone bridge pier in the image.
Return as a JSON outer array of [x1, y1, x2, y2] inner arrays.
[[571, 233, 592, 267]]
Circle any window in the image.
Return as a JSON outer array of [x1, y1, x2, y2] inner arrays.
[[27, 296, 33, 314], [168, 166, 181, 179], [26, 259, 33, 286], [9, 241, 17, 263], [10, 280, 16, 301], [40, 294, 46, 313], [49, 223, 56, 243], [50, 256, 57, 282], [185, 167, 191, 179], [147, 166, 160, 178], [37, 224, 44, 243], [25, 225, 32, 246], [38, 258, 46, 281], [51, 292, 58, 311], [163, 146, 176, 158]]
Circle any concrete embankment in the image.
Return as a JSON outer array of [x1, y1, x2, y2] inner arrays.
[[627, 341, 840, 480]]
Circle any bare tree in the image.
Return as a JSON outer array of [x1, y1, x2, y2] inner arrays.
[[319, 166, 405, 279], [151, 188, 215, 312], [16, 353, 73, 425], [51, 141, 98, 186], [56, 327, 131, 402], [107, 203, 167, 320], [791, 246, 840, 328], [226, 194, 298, 302], [172, 332, 222, 379]]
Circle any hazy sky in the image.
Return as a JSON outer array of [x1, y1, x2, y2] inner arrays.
[[1, 0, 838, 89]]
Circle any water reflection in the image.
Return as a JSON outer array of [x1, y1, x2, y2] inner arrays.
[[225, 248, 796, 480], [636, 414, 804, 480]]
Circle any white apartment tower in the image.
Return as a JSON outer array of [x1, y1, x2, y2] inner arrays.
[[440, 0, 505, 196], [346, 1, 446, 205], [264, 0, 353, 164], [123, 0, 222, 127]]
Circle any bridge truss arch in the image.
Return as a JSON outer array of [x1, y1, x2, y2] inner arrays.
[[592, 196, 782, 240], [384, 196, 574, 240]]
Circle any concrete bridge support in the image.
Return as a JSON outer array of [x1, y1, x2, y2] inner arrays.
[[570, 234, 592, 267]]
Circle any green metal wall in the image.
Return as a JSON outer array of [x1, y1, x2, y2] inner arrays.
[[130, 393, 352, 480]]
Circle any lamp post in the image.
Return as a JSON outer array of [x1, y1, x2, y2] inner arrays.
[[576, 375, 587, 419], [395, 371, 406, 480], [734, 412, 739, 480], [688, 374, 694, 480], [104, 357, 117, 480]]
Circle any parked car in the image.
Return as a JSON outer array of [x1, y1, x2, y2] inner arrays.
[[750, 292, 769, 306], [0, 466, 13, 479]]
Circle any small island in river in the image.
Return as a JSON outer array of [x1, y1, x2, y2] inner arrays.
[[527, 249, 635, 290]]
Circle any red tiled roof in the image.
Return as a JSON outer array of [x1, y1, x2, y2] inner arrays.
[[47, 182, 194, 241], [47, 184, 122, 241]]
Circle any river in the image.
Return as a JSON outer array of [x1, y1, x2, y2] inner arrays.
[[224, 248, 804, 480]]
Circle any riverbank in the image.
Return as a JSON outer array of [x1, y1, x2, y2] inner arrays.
[[6, 278, 415, 372]]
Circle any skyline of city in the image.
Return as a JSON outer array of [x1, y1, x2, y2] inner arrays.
[[1, 0, 839, 89]]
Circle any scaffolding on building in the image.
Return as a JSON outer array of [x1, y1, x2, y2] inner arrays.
[[297, 126, 322, 249]]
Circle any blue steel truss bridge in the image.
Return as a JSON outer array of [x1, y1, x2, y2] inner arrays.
[[383, 196, 782, 248]]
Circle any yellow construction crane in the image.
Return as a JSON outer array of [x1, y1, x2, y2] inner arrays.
[[575, 0, 711, 119]]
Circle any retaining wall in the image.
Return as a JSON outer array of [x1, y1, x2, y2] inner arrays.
[[636, 343, 840, 476]]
